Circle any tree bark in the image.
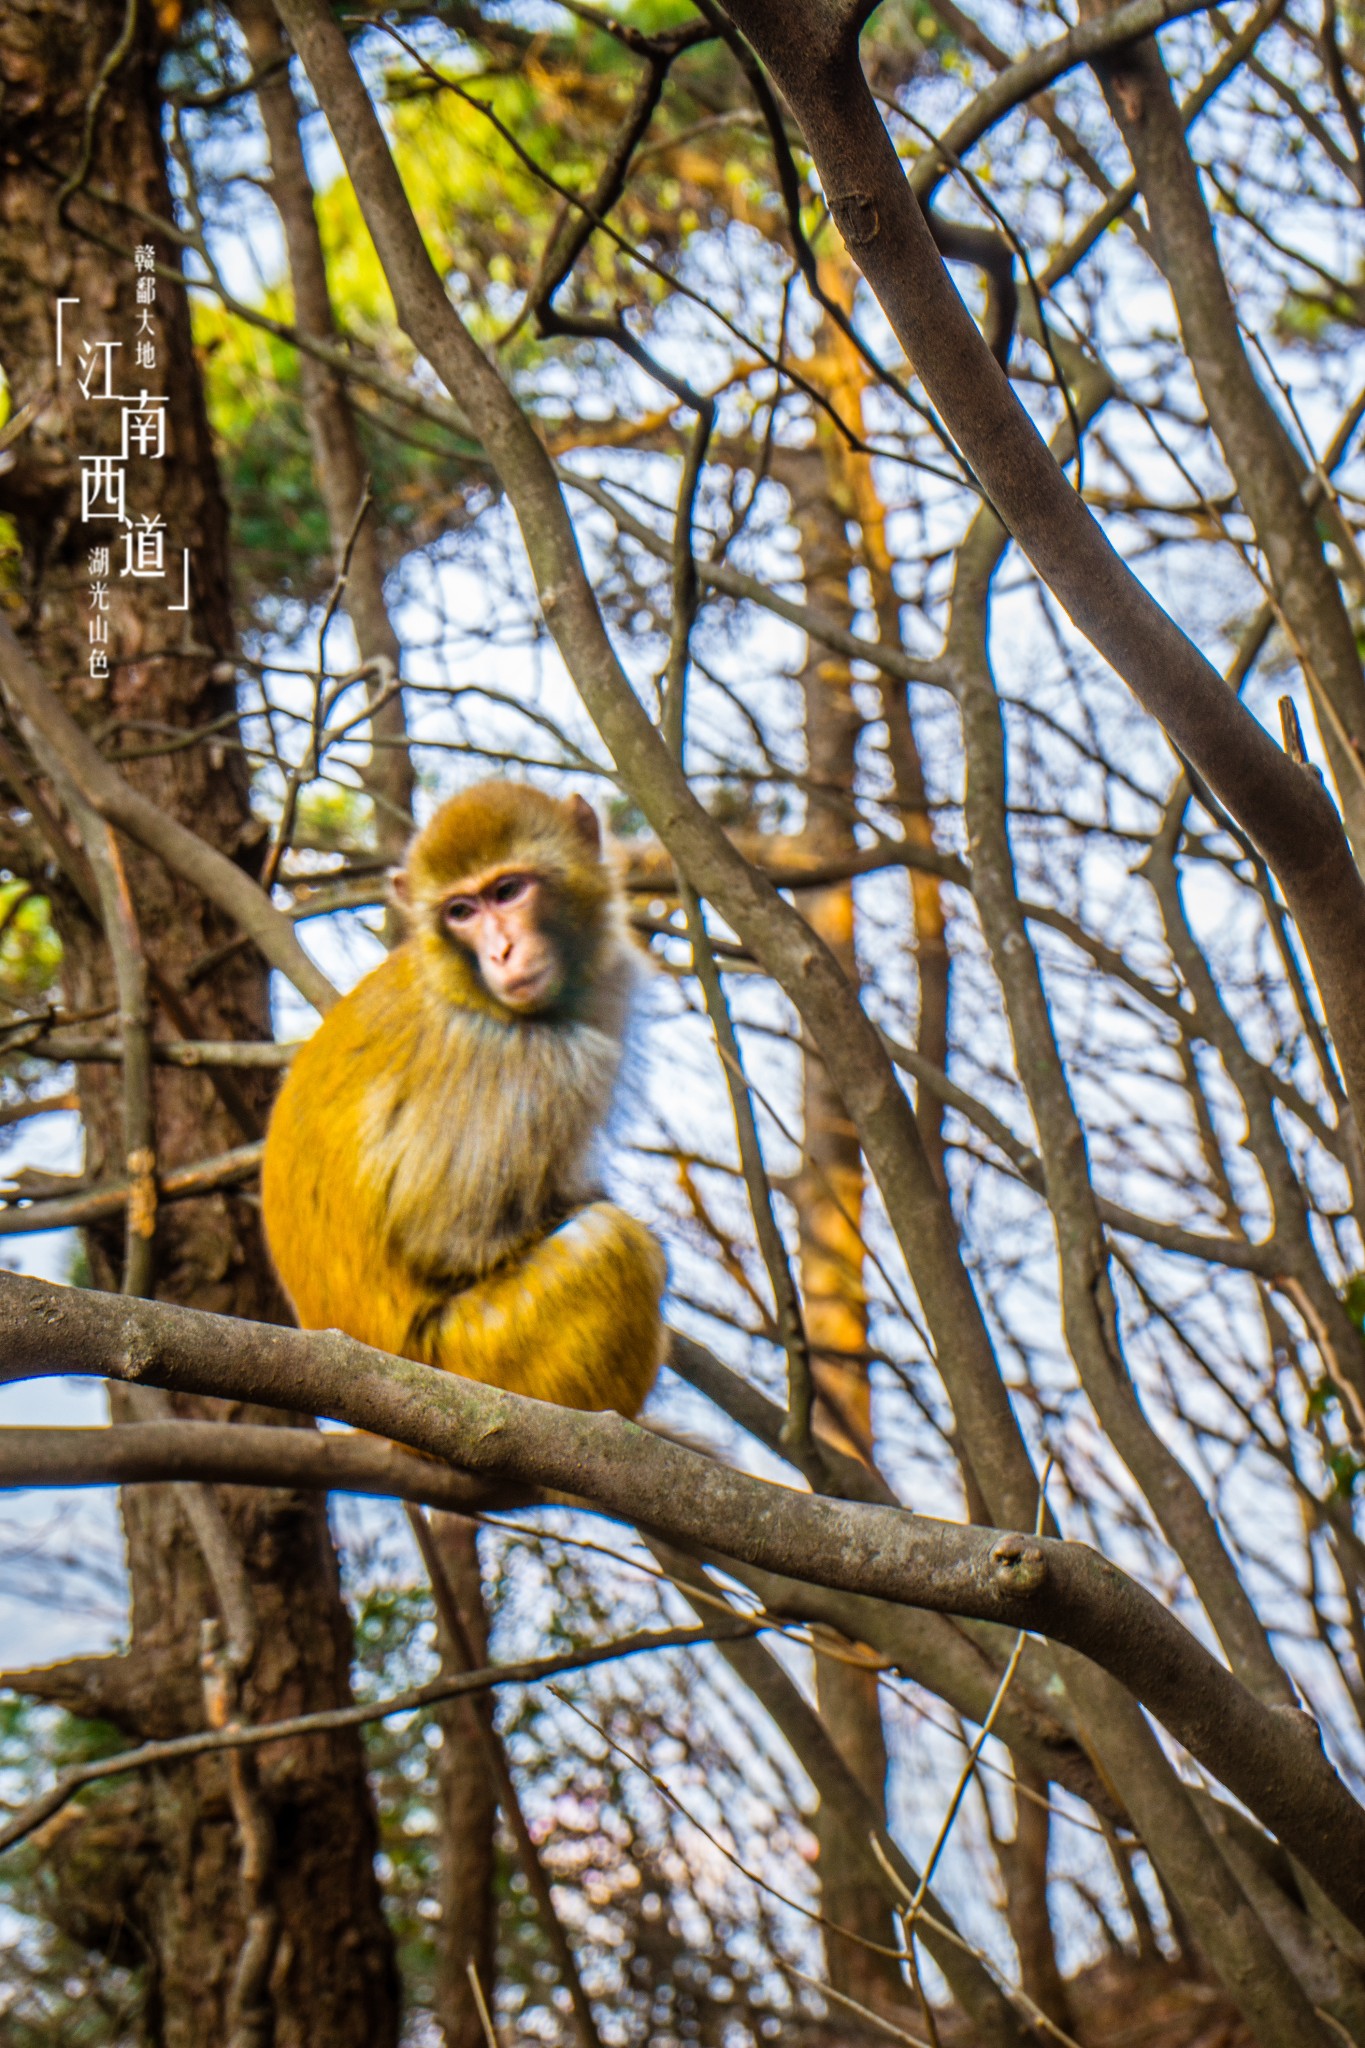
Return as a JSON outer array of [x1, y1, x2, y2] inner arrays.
[[0, 6, 398, 2040], [233, 0, 415, 863]]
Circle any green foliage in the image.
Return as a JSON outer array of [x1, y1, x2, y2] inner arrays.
[[195, 293, 471, 608], [867, 0, 953, 64], [0, 512, 21, 609], [0, 885, 62, 1005], [607, 793, 651, 840], [293, 783, 377, 854], [207, 362, 332, 599], [1274, 286, 1364, 347], [189, 1, 795, 623], [1325, 1443, 1365, 1499], [0, 884, 65, 1103], [1305, 1291, 1365, 1496], [0, 1695, 127, 1778]]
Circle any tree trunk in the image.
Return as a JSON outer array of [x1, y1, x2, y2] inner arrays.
[[787, 438, 909, 2020], [0, 6, 399, 2041], [232, 0, 415, 863]]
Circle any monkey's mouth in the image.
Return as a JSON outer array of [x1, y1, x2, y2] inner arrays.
[[500, 965, 559, 1009]]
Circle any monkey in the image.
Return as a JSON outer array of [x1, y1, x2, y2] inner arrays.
[[260, 780, 667, 1417]]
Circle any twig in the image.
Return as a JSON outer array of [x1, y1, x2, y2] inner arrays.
[[16, 1035, 293, 1070], [781, 1963, 930, 2047], [261, 485, 378, 894], [0, 619, 337, 1014], [901, 1462, 1054, 1934], [661, 399, 715, 756], [0, 1139, 263, 1236], [466, 1963, 501, 2048], [408, 1508, 605, 2048], [0, 1621, 733, 1858]]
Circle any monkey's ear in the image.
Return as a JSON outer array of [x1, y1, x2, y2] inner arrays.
[[391, 869, 410, 905], [567, 794, 602, 857]]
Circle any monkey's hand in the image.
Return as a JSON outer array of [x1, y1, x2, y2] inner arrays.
[[406, 1201, 667, 1417]]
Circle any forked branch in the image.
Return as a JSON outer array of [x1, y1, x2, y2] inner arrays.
[[0, 1267, 1361, 1938]]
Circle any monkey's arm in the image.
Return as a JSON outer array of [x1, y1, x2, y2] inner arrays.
[[410, 1202, 667, 1416], [262, 957, 447, 1358]]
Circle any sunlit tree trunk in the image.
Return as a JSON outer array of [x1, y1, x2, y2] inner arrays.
[[816, 258, 951, 1195], [785, 436, 910, 2018]]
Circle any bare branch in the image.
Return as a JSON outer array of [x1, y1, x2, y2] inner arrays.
[[0, 618, 337, 1014], [0, 1268, 1361, 1934], [0, 1620, 741, 1859], [712, 0, 1365, 1113]]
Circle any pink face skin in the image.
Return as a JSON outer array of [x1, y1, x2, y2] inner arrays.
[[441, 871, 565, 1011]]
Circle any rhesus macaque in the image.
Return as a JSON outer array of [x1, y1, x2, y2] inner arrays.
[[261, 781, 667, 1415]]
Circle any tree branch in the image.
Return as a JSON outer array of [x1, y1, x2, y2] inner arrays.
[[0, 618, 337, 1014], [0, 1268, 1361, 1935], [711, 0, 1365, 1114], [0, 1620, 741, 1859], [272, 0, 1044, 1543], [909, 0, 1220, 199]]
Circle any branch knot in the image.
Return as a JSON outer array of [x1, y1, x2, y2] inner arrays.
[[829, 191, 880, 249], [987, 1532, 1047, 1596]]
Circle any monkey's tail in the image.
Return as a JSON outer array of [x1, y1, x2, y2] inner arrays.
[[409, 1200, 667, 1416]]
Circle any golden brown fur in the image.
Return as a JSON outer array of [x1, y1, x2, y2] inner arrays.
[[261, 783, 666, 1415]]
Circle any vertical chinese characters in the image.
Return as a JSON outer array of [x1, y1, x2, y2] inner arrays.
[[59, 239, 193, 691]]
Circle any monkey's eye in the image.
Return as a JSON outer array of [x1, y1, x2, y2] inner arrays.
[[489, 875, 531, 906], [443, 898, 476, 926]]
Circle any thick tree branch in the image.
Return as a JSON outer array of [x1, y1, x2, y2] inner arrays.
[[1091, 26, 1365, 856], [0, 1419, 1116, 1825], [947, 398, 1297, 1706], [0, 1269, 1361, 1935], [0, 1421, 504, 1512], [271, 0, 1044, 1540], [710, 0, 1365, 1113]]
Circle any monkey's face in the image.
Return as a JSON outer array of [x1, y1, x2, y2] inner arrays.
[[441, 870, 569, 1012]]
